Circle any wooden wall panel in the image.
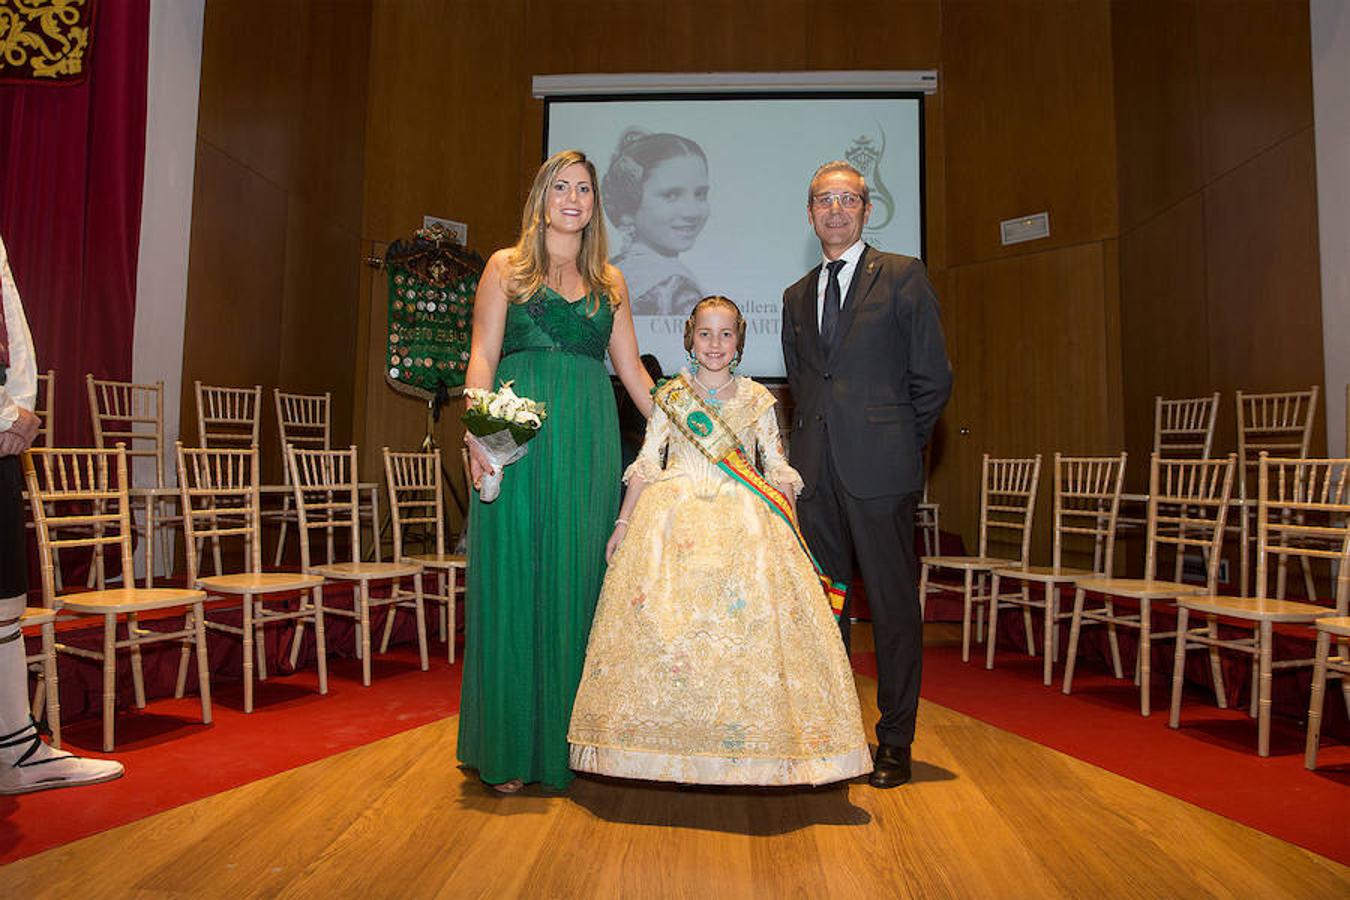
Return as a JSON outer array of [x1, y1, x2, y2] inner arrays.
[[1111, 0, 1204, 231], [941, 243, 1118, 561], [941, 1, 1117, 267], [804, 1, 939, 69], [1196, 0, 1314, 183], [1117, 193, 1209, 485], [179, 141, 287, 458], [1203, 128, 1326, 451]]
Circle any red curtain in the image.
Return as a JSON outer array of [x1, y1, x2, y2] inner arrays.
[[0, 0, 150, 448]]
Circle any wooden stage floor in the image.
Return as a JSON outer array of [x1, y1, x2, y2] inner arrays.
[[3, 635, 1348, 898]]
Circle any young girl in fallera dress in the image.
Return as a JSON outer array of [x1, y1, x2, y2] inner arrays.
[[568, 297, 871, 786]]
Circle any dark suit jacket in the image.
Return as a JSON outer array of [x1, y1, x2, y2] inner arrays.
[[781, 245, 952, 500]]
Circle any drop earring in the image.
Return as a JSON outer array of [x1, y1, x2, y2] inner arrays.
[[687, 351, 699, 373]]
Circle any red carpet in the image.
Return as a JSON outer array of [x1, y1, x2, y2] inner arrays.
[[0, 639, 461, 865], [852, 642, 1350, 866]]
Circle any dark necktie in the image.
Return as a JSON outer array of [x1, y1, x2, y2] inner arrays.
[[820, 258, 846, 349]]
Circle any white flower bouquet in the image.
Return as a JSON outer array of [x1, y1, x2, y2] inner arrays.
[[462, 380, 547, 502]]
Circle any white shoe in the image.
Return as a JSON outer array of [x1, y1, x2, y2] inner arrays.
[[0, 719, 125, 795]]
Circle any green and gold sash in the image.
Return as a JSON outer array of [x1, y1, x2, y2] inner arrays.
[[655, 376, 847, 619]]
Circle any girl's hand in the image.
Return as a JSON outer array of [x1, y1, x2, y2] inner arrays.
[[605, 522, 628, 562]]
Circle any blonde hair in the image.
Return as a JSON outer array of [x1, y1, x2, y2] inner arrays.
[[505, 149, 616, 315], [683, 295, 747, 357]]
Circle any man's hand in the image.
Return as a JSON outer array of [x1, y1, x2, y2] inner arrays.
[[0, 407, 40, 456]]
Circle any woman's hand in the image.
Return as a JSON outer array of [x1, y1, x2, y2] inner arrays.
[[464, 434, 496, 490], [605, 521, 628, 563]]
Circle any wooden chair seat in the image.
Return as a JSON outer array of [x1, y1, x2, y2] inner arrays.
[[1313, 615, 1350, 638], [197, 572, 325, 595], [1175, 595, 1329, 623], [59, 587, 207, 615], [922, 555, 1015, 572], [21, 607, 56, 626], [310, 561, 421, 582], [1073, 577, 1207, 600], [991, 564, 1092, 583], [404, 552, 465, 569]]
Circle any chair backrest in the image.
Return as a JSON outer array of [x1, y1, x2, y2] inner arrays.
[[1052, 452, 1128, 574], [1256, 455, 1350, 611], [86, 375, 166, 487], [383, 448, 445, 561], [1153, 393, 1220, 459], [176, 443, 261, 582], [23, 446, 134, 607], [977, 454, 1042, 565], [1144, 453, 1237, 588], [33, 370, 54, 447], [195, 381, 263, 449], [275, 389, 332, 483], [286, 445, 360, 570], [1235, 387, 1319, 499]]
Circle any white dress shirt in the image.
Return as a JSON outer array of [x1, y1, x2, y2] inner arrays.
[[814, 239, 866, 329], [0, 235, 37, 431]]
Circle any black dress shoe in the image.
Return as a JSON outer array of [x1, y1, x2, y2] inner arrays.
[[868, 744, 912, 788]]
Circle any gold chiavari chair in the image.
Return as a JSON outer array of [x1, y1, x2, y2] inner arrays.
[[1169, 455, 1349, 756], [1234, 387, 1319, 598], [195, 381, 262, 449], [1307, 615, 1350, 769], [989, 453, 1127, 685], [24, 446, 211, 751], [175, 444, 327, 713], [86, 374, 180, 588], [288, 446, 426, 686], [33, 370, 54, 447], [1063, 453, 1237, 717], [384, 448, 465, 663], [919, 454, 1043, 663]]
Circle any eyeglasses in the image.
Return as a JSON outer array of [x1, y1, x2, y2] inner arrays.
[[811, 192, 865, 210]]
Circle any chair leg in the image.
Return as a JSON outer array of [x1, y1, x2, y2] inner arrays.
[[242, 593, 255, 714], [1062, 588, 1086, 695], [1256, 620, 1273, 757], [1168, 605, 1190, 729], [1305, 630, 1330, 769], [255, 601, 269, 681], [414, 574, 428, 672], [1239, 511, 1251, 597], [1021, 585, 1035, 659], [360, 582, 372, 686], [1206, 614, 1226, 709], [289, 596, 308, 670], [918, 563, 930, 618], [975, 573, 986, 644], [985, 573, 1002, 670], [313, 586, 329, 696], [438, 571, 448, 643], [960, 569, 974, 663], [379, 593, 398, 654], [1299, 554, 1316, 603], [173, 612, 193, 699], [127, 614, 146, 709], [41, 621, 60, 749], [211, 534, 223, 579], [448, 568, 458, 665], [1139, 600, 1152, 717], [1104, 600, 1123, 679], [1042, 582, 1056, 687], [102, 613, 117, 753], [194, 602, 212, 725]]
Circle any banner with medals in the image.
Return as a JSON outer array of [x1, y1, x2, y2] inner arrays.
[[0, 0, 95, 84], [384, 225, 483, 399], [655, 376, 847, 619]]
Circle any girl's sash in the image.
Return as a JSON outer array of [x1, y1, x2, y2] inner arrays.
[[655, 376, 847, 619]]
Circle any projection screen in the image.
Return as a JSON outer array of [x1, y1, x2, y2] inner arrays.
[[544, 92, 926, 379]]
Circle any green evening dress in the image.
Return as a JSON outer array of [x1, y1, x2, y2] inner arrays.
[[457, 286, 620, 790]]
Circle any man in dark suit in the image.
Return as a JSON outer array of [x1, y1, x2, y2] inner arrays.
[[781, 161, 952, 788]]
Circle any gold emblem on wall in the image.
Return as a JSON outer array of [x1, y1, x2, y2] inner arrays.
[[0, 0, 94, 83]]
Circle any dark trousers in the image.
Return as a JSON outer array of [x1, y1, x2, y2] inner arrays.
[[0, 455, 27, 598], [799, 446, 921, 748]]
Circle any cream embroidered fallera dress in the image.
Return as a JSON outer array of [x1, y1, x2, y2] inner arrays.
[[568, 374, 871, 786]]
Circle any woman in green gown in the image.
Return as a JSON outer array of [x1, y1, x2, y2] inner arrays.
[[460, 150, 654, 792]]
